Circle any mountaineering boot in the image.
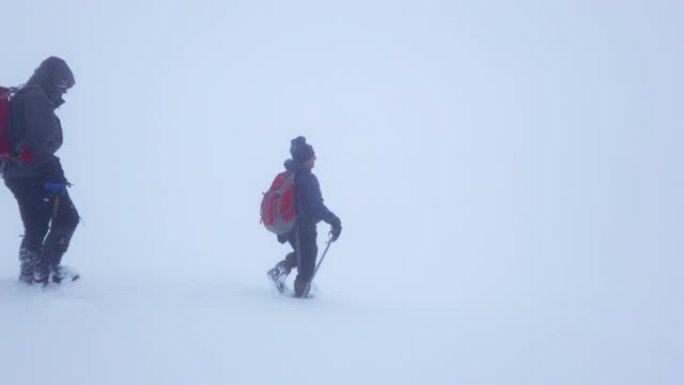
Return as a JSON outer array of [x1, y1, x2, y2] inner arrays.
[[293, 279, 312, 298], [49, 265, 80, 284], [18, 249, 39, 284], [33, 262, 49, 286], [33, 249, 53, 286], [267, 260, 291, 293]]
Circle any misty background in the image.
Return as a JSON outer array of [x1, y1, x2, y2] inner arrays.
[[0, 1, 682, 384]]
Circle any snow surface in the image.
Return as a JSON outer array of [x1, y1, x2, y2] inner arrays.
[[1, 1, 683, 384]]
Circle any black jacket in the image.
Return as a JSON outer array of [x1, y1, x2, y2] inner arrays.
[[284, 159, 339, 226], [3, 57, 74, 182]]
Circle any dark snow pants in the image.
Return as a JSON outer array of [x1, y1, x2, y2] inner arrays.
[[284, 220, 318, 291], [4, 178, 79, 268]]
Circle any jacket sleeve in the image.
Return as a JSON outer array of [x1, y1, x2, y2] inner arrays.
[[21, 94, 62, 164], [303, 174, 340, 225]]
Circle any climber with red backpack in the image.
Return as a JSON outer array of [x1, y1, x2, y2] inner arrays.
[[261, 136, 342, 298]]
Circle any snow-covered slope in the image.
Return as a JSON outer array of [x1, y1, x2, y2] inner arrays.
[[0, 269, 460, 385]]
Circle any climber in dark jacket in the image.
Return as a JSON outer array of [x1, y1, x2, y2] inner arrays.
[[268, 136, 342, 297], [3, 56, 80, 285]]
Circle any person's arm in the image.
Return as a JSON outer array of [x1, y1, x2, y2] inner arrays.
[[306, 175, 342, 240], [21, 92, 62, 165], [19, 91, 66, 182]]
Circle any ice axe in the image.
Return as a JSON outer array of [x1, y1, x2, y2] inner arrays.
[[302, 233, 334, 298]]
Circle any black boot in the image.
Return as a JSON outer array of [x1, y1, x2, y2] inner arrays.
[[293, 279, 312, 298], [49, 264, 79, 284], [267, 260, 292, 293], [18, 249, 38, 284], [33, 249, 54, 286], [33, 261, 49, 286]]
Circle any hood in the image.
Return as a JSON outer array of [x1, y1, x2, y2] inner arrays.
[[26, 56, 75, 108]]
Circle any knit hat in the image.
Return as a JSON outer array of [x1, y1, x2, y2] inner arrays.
[[290, 136, 315, 163]]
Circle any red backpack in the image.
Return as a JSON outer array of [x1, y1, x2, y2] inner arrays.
[[0, 86, 13, 163], [261, 171, 298, 235]]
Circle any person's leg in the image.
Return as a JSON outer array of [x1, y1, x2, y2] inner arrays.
[[41, 190, 79, 282], [267, 231, 298, 285], [284, 230, 299, 271], [293, 222, 318, 297], [42, 190, 79, 267], [274, 251, 297, 273], [268, 255, 293, 279], [4, 179, 51, 283]]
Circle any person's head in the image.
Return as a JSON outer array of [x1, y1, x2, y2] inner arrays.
[[290, 136, 316, 169], [27, 56, 75, 108], [305, 154, 316, 169]]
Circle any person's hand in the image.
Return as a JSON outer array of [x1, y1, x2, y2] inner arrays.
[[330, 218, 342, 242]]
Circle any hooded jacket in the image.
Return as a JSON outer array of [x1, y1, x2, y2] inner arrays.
[[3, 57, 75, 181]]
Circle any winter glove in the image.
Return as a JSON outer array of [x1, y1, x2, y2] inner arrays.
[[44, 181, 68, 196], [330, 217, 342, 242]]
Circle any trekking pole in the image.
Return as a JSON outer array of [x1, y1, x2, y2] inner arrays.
[[303, 234, 334, 297]]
